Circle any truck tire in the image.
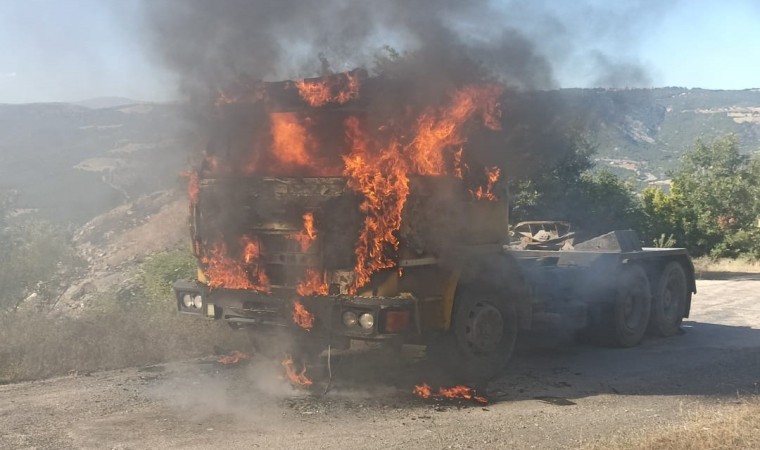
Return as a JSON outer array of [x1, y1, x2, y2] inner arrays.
[[582, 264, 652, 347], [610, 264, 652, 347], [647, 261, 689, 337], [430, 291, 518, 383]]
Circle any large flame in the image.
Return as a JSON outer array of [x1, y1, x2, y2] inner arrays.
[[343, 116, 410, 291], [342, 84, 503, 290], [195, 75, 504, 294]]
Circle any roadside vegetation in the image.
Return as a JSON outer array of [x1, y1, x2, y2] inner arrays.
[[0, 191, 241, 383], [584, 397, 760, 450]]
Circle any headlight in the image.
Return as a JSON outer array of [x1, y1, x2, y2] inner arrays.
[[342, 311, 358, 327], [182, 294, 193, 308], [193, 295, 203, 309], [359, 313, 374, 329]]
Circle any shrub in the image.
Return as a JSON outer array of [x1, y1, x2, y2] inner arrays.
[[138, 248, 197, 308]]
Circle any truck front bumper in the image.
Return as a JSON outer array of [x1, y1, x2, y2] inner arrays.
[[173, 280, 417, 341]]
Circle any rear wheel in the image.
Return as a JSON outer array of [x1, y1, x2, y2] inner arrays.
[[583, 264, 652, 347], [648, 261, 689, 337], [611, 264, 652, 347]]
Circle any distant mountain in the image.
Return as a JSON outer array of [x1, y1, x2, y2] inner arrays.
[[554, 88, 760, 182], [73, 97, 141, 109]]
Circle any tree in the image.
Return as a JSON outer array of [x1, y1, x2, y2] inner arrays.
[[640, 135, 760, 258]]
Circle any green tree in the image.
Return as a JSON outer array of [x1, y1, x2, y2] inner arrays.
[[641, 135, 760, 257], [640, 185, 683, 247]]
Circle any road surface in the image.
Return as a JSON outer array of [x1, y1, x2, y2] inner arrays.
[[2, 277, 760, 449]]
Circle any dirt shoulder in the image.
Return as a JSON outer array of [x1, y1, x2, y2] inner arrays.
[[1, 278, 759, 449]]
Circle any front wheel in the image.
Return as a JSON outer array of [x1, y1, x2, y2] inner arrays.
[[429, 293, 518, 383]]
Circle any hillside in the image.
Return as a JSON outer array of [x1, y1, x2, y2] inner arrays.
[[0, 102, 187, 224], [556, 87, 760, 182]]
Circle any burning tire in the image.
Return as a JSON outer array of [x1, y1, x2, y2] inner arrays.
[[648, 261, 689, 337], [430, 290, 518, 383]]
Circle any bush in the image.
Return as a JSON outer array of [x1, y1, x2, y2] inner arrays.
[[0, 217, 81, 312], [138, 249, 197, 308]]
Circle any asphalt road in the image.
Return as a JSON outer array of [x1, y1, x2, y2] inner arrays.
[[2, 277, 760, 449]]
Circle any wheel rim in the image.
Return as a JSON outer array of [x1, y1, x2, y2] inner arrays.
[[463, 301, 504, 353]]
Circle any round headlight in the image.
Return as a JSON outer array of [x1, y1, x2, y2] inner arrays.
[[359, 313, 374, 329], [193, 295, 203, 309], [182, 294, 193, 308], [342, 311, 358, 327]]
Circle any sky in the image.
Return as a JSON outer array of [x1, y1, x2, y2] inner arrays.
[[0, 0, 758, 103]]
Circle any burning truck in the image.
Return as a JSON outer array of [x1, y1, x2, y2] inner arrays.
[[173, 69, 696, 383]]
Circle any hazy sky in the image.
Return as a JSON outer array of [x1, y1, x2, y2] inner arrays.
[[0, 0, 758, 103]]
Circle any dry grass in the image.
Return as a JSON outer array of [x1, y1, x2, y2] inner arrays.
[[0, 307, 246, 383], [692, 257, 760, 279], [584, 398, 760, 450]]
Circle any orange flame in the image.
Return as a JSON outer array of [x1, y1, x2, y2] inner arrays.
[[217, 350, 251, 365], [282, 354, 313, 386], [196, 76, 504, 296], [295, 71, 361, 107], [408, 84, 503, 175], [292, 299, 316, 330], [201, 236, 270, 291], [343, 117, 410, 290], [413, 383, 488, 404], [413, 383, 432, 398], [270, 112, 314, 170], [289, 212, 329, 297], [290, 212, 317, 252], [296, 268, 329, 297], [472, 166, 501, 200]]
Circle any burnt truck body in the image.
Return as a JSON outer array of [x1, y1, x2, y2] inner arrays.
[[173, 70, 695, 381], [173, 173, 696, 381]]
